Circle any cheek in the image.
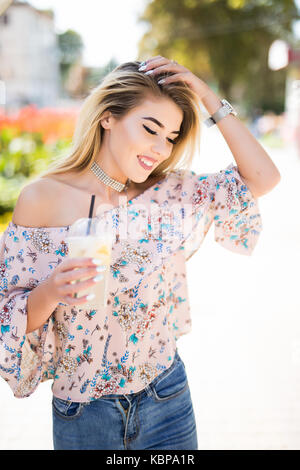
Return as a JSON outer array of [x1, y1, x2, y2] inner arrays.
[[123, 121, 143, 145], [114, 123, 145, 158]]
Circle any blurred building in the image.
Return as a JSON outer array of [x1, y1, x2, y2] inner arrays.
[[0, 1, 61, 111]]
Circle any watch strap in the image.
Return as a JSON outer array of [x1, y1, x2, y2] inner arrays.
[[212, 101, 232, 123], [204, 116, 217, 128], [204, 98, 236, 128]]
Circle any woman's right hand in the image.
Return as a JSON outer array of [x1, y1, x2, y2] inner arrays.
[[46, 257, 106, 306]]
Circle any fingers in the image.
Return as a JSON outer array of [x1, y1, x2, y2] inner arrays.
[[58, 274, 104, 306], [55, 265, 106, 286], [59, 274, 103, 297], [144, 64, 182, 77], [139, 56, 179, 69], [52, 257, 107, 306], [139, 56, 167, 71], [63, 292, 95, 307], [59, 257, 98, 273], [142, 55, 163, 65], [138, 56, 184, 84], [157, 72, 188, 86]]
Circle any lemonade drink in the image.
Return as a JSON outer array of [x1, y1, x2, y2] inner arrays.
[[65, 218, 113, 309]]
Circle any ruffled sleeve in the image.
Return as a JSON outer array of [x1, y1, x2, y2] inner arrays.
[[209, 163, 262, 255], [159, 163, 262, 260], [0, 222, 68, 398]]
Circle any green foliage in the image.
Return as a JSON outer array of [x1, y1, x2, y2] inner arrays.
[[57, 29, 84, 84], [58, 29, 84, 66], [0, 129, 72, 215], [138, 0, 300, 111], [85, 58, 119, 91]]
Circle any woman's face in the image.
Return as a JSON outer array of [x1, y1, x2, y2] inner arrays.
[[98, 94, 184, 184]]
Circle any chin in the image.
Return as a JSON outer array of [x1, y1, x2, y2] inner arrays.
[[130, 173, 151, 184]]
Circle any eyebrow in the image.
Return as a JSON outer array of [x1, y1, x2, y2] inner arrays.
[[142, 116, 181, 134]]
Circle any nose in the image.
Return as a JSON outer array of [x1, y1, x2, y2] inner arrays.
[[151, 142, 171, 161]]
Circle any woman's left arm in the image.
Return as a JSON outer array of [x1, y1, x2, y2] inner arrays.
[[139, 56, 281, 198], [200, 88, 281, 198]]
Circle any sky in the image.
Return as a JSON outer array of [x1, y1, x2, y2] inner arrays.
[[27, 0, 300, 68], [28, 0, 150, 67]]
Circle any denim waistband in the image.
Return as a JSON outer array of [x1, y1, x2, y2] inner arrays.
[[96, 348, 181, 402]]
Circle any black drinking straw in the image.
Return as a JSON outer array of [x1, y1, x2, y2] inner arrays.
[[86, 194, 95, 235]]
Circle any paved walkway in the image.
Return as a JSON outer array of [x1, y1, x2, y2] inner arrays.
[[0, 126, 298, 449]]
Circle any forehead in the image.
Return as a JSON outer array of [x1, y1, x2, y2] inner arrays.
[[128, 95, 183, 128]]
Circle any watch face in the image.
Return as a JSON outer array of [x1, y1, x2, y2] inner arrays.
[[222, 99, 237, 116]]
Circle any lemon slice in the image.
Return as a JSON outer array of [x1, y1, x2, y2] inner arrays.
[[96, 245, 110, 256]]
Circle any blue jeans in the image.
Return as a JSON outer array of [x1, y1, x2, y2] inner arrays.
[[52, 349, 198, 450]]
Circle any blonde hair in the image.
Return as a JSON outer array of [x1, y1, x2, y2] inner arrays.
[[40, 61, 202, 182]]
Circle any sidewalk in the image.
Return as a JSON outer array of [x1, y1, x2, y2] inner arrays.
[[0, 127, 299, 450]]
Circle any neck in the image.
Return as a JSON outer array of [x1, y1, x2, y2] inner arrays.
[[91, 160, 132, 201], [94, 147, 128, 185]]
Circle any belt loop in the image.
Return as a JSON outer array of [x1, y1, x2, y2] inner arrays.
[[144, 385, 153, 398]]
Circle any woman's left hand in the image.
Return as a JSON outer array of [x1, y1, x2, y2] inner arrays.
[[138, 55, 213, 101]]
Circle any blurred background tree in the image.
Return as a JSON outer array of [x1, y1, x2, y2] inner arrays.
[[57, 29, 84, 88], [138, 0, 300, 114], [84, 58, 119, 92]]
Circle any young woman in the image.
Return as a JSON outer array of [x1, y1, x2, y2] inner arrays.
[[0, 56, 280, 450]]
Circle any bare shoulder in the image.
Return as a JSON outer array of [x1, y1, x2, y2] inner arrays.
[[12, 177, 60, 227]]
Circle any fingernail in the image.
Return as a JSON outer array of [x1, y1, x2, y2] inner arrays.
[[93, 274, 104, 282], [86, 293, 95, 300], [145, 70, 153, 75], [96, 266, 106, 272], [92, 258, 103, 265], [157, 79, 165, 84], [138, 65, 147, 71], [139, 61, 146, 67]]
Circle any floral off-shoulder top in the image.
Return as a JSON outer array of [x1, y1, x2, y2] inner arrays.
[[0, 163, 262, 402]]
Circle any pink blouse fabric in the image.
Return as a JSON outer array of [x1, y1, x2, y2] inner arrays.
[[0, 163, 262, 402]]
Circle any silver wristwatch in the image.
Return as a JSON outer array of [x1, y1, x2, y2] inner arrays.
[[204, 98, 237, 128]]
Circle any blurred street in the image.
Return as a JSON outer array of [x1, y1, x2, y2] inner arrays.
[[0, 124, 299, 450]]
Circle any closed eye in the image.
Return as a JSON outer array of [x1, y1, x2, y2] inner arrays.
[[143, 124, 178, 145]]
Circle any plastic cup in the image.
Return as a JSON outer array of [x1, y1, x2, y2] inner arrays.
[[65, 217, 113, 309]]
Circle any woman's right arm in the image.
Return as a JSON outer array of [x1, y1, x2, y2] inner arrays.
[[12, 181, 104, 334], [0, 182, 104, 398], [26, 277, 59, 335]]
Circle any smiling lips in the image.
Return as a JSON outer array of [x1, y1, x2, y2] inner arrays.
[[137, 155, 157, 170]]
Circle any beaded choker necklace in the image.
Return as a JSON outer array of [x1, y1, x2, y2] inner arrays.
[[90, 161, 131, 193]]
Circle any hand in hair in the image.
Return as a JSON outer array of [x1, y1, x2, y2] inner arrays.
[[138, 55, 212, 100]]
